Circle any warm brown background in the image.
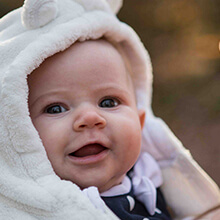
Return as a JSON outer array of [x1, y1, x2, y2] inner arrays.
[[1, 0, 219, 186]]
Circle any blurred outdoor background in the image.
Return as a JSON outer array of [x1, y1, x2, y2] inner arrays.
[[0, 0, 219, 186]]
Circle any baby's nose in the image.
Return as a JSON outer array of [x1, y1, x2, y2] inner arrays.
[[73, 108, 106, 131]]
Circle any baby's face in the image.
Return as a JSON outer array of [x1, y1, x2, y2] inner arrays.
[[28, 40, 145, 193]]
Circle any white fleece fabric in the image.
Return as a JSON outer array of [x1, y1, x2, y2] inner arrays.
[[0, 0, 219, 219]]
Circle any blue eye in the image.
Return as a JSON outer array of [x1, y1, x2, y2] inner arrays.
[[99, 98, 119, 108], [45, 105, 67, 114]]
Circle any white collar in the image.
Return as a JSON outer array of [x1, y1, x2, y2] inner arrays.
[[100, 152, 163, 215], [100, 175, 131, 197]]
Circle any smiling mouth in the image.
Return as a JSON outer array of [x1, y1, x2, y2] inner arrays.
[[69, 144, 107, 158]]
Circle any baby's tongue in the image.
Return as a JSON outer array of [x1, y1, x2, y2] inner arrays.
[[74, 144, 105, 157]]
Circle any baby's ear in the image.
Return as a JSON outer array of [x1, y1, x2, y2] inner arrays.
[[138, 109, 145, 130]]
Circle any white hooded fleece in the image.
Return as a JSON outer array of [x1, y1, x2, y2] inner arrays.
[[0, 0, 219, 219]]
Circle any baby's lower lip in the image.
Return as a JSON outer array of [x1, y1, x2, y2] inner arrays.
[[68, 144, 109, 165]]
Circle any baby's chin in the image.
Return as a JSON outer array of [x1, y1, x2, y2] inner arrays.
[[86, 175, 126, 193], [63, 174, 125, 194], [78, 181, 111, 193]]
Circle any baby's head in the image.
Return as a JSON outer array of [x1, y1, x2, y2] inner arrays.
[[28, 39, 145, 192]]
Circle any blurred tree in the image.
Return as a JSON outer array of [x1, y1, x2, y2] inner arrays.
[[0, 0, 23, 16]]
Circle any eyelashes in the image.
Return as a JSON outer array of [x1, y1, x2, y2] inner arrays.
[[43, 96, 121, 114], [44, 104, 68, 114], [99, 97, 120, 108]]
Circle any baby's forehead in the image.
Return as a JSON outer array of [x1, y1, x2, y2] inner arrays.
[[28, 39, 135, 97], [67, 40, 135, 93], [29, 39, 132, 83]]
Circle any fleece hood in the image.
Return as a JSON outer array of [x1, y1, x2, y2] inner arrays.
[[0, 0, 219, 219]]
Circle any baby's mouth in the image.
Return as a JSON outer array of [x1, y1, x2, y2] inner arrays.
[[69, 144, 107, 157]]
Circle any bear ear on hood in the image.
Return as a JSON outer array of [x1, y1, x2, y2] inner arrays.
[[21, 0, 58, 29], [21, 0, 123, 29]]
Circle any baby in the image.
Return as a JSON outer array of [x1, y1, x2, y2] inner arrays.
[[28, 39, 171, 219], [1, 0, 219, 219]]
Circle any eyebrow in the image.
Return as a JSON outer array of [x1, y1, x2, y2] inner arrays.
[[29, 84, 133, 108], [91, 83, 133, 98], [28, 89, 69, 109]]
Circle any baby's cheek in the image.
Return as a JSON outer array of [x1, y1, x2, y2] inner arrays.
[[124, 120, 142, 158], [117, 125, 141, 165], [32, 119, 53, 149]]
